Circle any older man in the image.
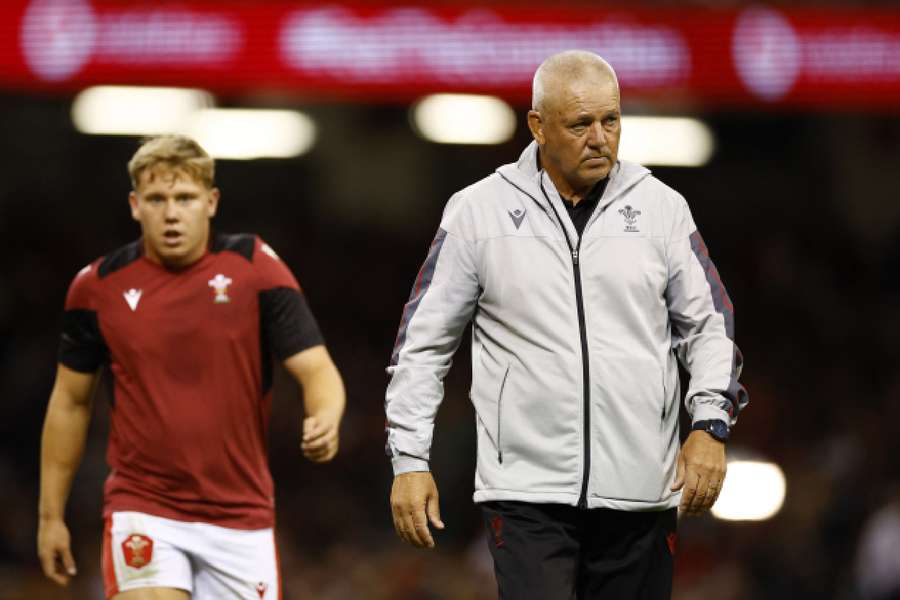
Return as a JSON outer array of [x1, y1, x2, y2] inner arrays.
[[386, 51, 747, 598]]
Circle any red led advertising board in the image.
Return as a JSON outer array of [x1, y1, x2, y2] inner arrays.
[[1, 0, 899, 108]]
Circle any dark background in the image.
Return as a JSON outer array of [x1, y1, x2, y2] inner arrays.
[[3, 18, 900, 600]]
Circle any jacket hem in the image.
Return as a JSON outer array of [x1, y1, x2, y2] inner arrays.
[[473, 489, 680, 512]]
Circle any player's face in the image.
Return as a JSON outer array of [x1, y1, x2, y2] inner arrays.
[[129, 168, 219, 269], [528, 76, 621, 199]]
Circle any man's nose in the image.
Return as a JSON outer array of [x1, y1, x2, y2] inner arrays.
[[587, 121, 609, 148], [163, 199, 179, 220]]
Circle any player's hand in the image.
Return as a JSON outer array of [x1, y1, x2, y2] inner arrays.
[[301, 415, 339, 462], [390, 472, 444, 549], [671, 430, 727, 516], [37, 517, 77, 586]]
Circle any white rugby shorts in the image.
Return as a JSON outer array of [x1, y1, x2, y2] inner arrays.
[[102, 511, 280, 599]]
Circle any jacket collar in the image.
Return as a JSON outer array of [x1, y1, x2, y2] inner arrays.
[[498, 141, 651, 209]]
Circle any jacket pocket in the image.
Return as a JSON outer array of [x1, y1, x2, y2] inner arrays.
[[470, 345, 507, 459], [590, 356, 670, 502], [496, 364, 511, 464], [660, 368, 668, 422]]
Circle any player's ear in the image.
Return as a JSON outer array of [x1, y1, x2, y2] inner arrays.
[[527, 110, 545, 145], [207, 188, 220, 218], [128, 191, 141, 222]]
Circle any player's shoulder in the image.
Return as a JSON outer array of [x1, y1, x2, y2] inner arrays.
[[66, 239, 140, 305], [212, 232, 288, 272], [69, 239, 140, 289], [95, 239, 143, 279], [211, 232, 257, 262], [211, 232, 285, 261]]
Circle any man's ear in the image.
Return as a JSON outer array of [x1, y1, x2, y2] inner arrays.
[[527, 110, 545, 145], [207, 188, 220, 218], [128, 191, 140, 222]]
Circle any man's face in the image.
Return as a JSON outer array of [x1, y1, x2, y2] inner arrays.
[[528, 76, 621, 198], [129, 167, 219, 269]]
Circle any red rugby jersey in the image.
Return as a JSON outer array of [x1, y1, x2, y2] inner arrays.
[[58, 233, 323, 529]]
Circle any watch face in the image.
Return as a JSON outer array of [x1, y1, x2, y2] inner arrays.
[[710, 420, 729, 441]]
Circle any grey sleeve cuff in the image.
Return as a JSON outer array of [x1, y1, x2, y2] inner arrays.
[[691, 403, 732, 427], [392, 455, 430, 475]]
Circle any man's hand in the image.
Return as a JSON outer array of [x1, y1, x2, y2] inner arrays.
[[390, 472, 445, 549], [283, 346, 345, 464], [301, 415, 339, 462], [671, 430, 727, 516], [37, 517, 77, 586]]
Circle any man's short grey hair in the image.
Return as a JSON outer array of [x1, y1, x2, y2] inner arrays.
[[532, 50, 619, 112]]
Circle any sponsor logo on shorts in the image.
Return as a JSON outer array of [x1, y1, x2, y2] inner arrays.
[[256, 581, 269, 598], [122, 533, 154, 569]]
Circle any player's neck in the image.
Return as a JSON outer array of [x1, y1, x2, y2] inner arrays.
[[142, 236, 209, 271]]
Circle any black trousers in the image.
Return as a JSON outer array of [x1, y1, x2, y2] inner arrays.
[[481, 502, 676, 600]]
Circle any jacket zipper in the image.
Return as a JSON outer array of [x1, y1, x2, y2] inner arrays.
[[497, 364, 510, 464], [540, 179, 592, 509]]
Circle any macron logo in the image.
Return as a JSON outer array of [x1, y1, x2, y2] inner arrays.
[[123, 288, 142, 311], [508, 208, 526, 230]]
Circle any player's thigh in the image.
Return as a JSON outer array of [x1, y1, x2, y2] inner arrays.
[[111, 588, 191, 600], [481, 501, 581, 600], [192, 524, 280, 600], [104, 512, 193, 599]]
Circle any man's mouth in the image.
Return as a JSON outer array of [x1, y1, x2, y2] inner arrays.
[[163, 230, 182, 246]]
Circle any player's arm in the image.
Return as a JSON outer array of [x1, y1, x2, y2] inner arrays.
[[664, 196, 748, 516], [387, 192, 480, 549], [283, 346, 345, 463], [38, 364, 99, 586], [254, 238, 344, 462]]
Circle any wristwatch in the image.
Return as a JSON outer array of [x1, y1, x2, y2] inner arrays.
[[691, 419, 730, 443]]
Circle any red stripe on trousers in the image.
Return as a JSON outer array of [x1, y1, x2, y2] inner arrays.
[[273, 530, 283, 600]]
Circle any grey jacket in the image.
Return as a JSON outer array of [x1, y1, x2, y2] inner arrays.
[[385, 142, 748, 511]]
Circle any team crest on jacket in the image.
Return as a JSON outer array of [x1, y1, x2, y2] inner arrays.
[[208, 274, 233, 303], [618, 205, 642, 232], [122, 533, 153, 569], [256, 582, 268, 598]]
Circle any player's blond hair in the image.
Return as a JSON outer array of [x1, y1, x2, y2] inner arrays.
[[127, 135, 215, 190]]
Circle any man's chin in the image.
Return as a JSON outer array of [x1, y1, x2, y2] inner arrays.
[[153, 244, 196, 268], [580, 164, 612, 186]]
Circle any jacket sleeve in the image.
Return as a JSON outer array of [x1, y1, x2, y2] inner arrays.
[[665, 195, 749, 427], [385, 192, 480, 475]]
